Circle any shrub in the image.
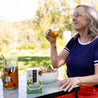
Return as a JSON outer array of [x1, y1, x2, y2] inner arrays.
[[18, 42, 38, 50], [57, 38, 67, 47], [41, 40, 50, 49]]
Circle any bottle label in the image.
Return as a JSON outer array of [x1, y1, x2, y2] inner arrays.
[[6, 76, 11, 82]]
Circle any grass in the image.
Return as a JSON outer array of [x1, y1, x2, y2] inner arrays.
[[0, 56, 67, 80]]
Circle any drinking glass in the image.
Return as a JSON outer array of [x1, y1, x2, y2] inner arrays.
[[47, 24, 59, 41]]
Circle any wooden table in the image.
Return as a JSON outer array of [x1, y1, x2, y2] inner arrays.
[[0, 75, 80, 98]]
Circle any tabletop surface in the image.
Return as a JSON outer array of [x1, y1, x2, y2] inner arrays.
[[0, 75, 79, 98]]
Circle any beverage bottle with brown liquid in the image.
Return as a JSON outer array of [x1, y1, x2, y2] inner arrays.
[[1, 55, 18, 89]]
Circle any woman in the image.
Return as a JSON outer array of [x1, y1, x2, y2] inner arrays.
[[45, 5, 98, 98]]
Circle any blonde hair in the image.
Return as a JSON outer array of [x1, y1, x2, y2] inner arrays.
[[74, 5, 98, 40]]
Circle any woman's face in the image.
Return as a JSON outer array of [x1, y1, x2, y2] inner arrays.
[[72, 7, 89, 32]]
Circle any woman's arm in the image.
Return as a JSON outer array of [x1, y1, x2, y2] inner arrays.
[[50, 42, 69, 68], [78, 65, 98, 86], [58, 65, 98, 92], [45, 29, 69, 68]]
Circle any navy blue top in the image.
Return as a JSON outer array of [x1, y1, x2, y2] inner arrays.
[[64, 37, 98, 78]]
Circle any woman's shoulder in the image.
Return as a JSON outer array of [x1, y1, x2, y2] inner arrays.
[[67, 37, 76, 45], [69, 36, 77, 42], [91, 36, 98, 46], [92, 36, 98, 42]]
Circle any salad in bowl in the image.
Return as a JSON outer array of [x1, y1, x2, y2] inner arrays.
[[42, 66, 58, 84]]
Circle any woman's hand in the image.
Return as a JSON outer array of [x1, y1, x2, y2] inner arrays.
[[58, 77, 80, 92], [45, 29, 58, 43]]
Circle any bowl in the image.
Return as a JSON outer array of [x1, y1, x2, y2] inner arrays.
[[42, 70, 58, 84]]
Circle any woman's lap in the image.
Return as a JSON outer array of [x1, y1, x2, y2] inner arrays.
[[55, 86, 98, 98]]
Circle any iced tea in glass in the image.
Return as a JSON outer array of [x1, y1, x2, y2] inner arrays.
[[47, 24, 59, 41]]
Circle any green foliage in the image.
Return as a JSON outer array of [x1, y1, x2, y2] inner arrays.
[[0, 0, 98, 52], [57, 38, 67, 47], [18, 43, 38, 50], [41, 40, 50, 49]]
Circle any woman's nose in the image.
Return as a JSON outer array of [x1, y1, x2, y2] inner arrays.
[[72, 16, 77, 21]]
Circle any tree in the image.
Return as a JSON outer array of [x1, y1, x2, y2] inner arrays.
[[0, 20, 16, 50], [32, 0, 73, 40]]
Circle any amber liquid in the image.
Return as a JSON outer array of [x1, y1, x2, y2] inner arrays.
[[47, 31, 58, 41], [51, 31, 58, 38], [3, 65, 18, 89]]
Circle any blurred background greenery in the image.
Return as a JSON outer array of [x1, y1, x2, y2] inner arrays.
[[0, 0, 98, 79]]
